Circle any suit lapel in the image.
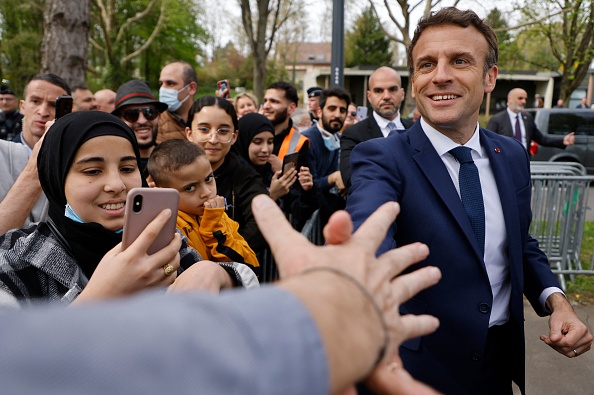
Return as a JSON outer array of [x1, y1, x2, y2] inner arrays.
[[407, 125, 484, 262], [367, 114, 383, 139]]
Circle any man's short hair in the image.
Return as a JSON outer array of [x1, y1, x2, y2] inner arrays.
[[147, 139, 207, 187], [319, 87, 352, 109], [23, 73, 71, 97], [165, 60, 198, 85], [266, 81, 299, 107], [407, 7, 498, 77]]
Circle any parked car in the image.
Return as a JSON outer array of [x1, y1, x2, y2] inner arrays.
[[529, 108, 594, 173]]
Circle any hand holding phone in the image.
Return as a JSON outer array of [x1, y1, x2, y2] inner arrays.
[[122, 188, 180, 255], [217, 80, 230, 99], [281, 152, 300, 176], [356, 106, 368, 122]]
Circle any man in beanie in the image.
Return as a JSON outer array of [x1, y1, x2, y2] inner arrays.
[[306, 87, 322, 123], [0, 85, 23, 141], [113, 80, 168, 174]]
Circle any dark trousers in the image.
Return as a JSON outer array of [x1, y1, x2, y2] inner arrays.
[[474, 322, 514, 395]]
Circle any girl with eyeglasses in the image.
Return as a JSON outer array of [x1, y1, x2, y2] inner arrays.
[[186, 96, 269, 255]]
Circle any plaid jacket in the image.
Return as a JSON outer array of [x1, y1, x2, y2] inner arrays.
[[0, 223, 258, 308]]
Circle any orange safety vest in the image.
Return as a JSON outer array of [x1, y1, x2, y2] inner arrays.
[[278, 127, 309, 160]]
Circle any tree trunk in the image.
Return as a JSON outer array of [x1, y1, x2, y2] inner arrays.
[[40, 0, 91, 88]]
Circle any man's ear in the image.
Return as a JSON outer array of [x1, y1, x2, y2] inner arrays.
[[189, 81, 198, 96], [287, 101, 297, 117], [316, 105, 323, 119]]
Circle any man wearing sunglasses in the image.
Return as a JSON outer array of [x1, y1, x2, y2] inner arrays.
[[112, 80, 168, 174]]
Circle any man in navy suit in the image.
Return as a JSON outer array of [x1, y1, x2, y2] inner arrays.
[[487, 88, 575, 151], [346, 7, 591, 395], [340, 67, 413, 188]]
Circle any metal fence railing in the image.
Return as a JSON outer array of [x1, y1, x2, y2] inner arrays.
[[530, 173, 594, 289]]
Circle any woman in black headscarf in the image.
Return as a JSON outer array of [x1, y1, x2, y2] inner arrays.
[[235, 112, 318, 231], [0, 111, 257, 308]]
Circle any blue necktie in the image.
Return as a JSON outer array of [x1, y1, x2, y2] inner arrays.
[[449, 146, 485, 256], [387, 122, 397, 136]]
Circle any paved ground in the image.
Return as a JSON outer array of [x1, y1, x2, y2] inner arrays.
[[512, 187, 594, 394], [513, 299, 593, 394]]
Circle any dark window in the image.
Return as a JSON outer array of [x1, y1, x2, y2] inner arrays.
[[547, 113, 594, 136]]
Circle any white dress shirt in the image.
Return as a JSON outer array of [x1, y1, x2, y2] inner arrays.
[[420, 118, 561, 326], [507, 108, 525, 146], [373, 111, 405, 137]]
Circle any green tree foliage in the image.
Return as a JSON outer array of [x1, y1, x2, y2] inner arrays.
[[0, 0, 44, 96], [88, 0, 207, 90], [517, 0, 594, 102], [345, 6, 393, 67], [203, 42, 254, 92]]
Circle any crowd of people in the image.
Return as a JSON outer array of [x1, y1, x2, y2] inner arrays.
[[0, 6, 592, 394]]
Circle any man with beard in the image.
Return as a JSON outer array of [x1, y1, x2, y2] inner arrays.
[[262, 81, 309, 172], [487, 87, 575, 151], [112, 80, 168, 174], [340, 67, 413, 189], [302, 87, 351, 226]]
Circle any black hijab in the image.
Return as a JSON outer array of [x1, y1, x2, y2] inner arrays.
[[37, 111, 144, 278], [235, 112, 275, 184]]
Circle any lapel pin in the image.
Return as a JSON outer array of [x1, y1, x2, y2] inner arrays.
[[494, 148, 501, 153]]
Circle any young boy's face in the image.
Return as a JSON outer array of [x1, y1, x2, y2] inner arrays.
[[166, 156, 217, 216]]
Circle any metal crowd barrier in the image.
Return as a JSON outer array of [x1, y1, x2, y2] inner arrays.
[[257, 209, 325, 283], [530, 174, 594, 289], [530, 161, 586, 176]]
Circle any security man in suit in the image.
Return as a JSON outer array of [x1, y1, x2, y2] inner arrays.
[[340, 66, 413, 188], [487, 88, 575, 151]]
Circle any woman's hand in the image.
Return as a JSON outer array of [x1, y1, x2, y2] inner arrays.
[[269, 168, 297, 200], [73, 209, 181, 304]]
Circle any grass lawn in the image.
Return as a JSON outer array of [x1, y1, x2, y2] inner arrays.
[[564, 221, 594, 304]]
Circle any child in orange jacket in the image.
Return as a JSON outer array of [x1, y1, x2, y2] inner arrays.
[[147, 139, 259, 275]]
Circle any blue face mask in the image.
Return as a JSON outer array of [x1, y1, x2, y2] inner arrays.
[[321, 132, 340, 151], [64, 203, 123, 233], [159, 84, 190, 112]]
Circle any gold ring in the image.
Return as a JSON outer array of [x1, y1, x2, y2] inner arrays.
[[573, 349, 578, 357], [163, 263, 175, 276]]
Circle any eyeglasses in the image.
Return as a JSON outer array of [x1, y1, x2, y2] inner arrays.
[[192, 127, 235, 143], [121, 107, 159, 123]]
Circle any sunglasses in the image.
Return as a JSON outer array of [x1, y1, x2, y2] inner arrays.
[[121, 107, 159, 123]]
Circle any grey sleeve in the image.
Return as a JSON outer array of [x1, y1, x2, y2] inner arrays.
[[0, 286, 329, 395]]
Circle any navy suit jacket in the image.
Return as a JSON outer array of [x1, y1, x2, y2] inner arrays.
[[346, 122, 560, 394], [340, 113, 413, 188], [486, 110, 565, 151]]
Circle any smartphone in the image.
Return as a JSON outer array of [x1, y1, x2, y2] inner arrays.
[[55, 95, 73, 119], [122, 188, 180, 255], [217, 79, 230, 99], [356, 106, 368, 121], [281, 151, 300, 176]]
